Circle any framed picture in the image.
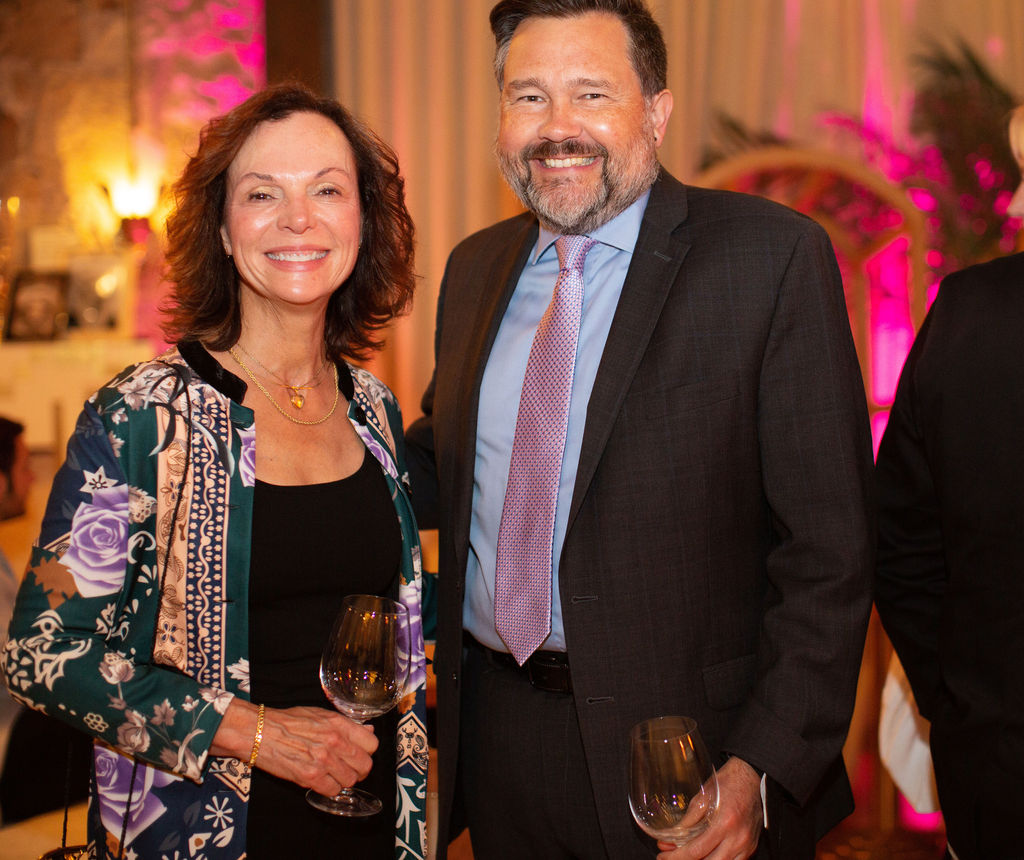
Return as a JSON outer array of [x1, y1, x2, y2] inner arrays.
[[67, 254, 126, 331], [2, 271, 70, 341]]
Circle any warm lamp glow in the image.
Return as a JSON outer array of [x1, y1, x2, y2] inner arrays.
[[95, 270, 121, 299], [110, 176, 159, 219], [6, 196, 20, 217]]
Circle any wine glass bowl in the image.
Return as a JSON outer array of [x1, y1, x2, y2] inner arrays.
[[628, 715, 719, 846], [306, 594, 410, 817], [319, 598, 407, 722]]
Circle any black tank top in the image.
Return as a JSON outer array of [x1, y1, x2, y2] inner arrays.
[[247, 448, 402, 857]]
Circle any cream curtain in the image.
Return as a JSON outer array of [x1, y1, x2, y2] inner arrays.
[[330, 0, 1024, 414]]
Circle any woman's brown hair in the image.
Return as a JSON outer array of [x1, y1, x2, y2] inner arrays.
[[163, 82, 415, 360]]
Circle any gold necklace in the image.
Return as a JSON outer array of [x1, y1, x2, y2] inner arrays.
[[234, 342, 328, 409], [229, 346, 341, 426]]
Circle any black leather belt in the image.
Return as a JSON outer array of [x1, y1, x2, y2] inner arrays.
[[468, 635, 573, 694]]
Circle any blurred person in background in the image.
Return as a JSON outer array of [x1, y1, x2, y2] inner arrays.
[[875, 105, 1024, 860], [0, 415, 90, 827], [0, 415, 34, 786]]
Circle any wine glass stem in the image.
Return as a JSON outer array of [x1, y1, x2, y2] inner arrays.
[[335, 717, 366, 799]]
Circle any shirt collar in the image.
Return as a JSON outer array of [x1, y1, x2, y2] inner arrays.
[[531, 188, 652, 264]]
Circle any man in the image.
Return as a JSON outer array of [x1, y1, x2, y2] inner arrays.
[[406, 1, 874, 857], [0, 418, 90, 824], [874, 108, 1024, 860], [0, 416, 34, 810], [0, 416, 33, 646], [0, 417, 32, 524]]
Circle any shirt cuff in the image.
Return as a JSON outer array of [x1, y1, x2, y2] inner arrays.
[[760, 772, 768, 829]]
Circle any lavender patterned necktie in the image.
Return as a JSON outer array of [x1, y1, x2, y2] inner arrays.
[[494, 235, 597, 664]]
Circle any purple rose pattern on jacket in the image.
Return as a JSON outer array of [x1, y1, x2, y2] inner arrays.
[[237, 425, 256, 487], [94, 744, 178, 845], [63, 484, 131, 598]]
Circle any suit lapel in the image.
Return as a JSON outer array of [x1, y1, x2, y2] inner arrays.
[[567, 173, 692, 531], [451, 216, 538, 570], [463, 218, 538, 398]]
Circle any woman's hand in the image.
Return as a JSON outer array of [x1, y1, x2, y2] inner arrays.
[[212, 700, 378, 796]]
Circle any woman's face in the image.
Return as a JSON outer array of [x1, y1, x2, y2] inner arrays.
[[220, 111, 362, 316]]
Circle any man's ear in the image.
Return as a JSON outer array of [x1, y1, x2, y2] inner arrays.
[[648, 89, 673, 147]]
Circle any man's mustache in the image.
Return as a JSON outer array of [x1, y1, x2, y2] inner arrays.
[[520, 140, 608, 161]]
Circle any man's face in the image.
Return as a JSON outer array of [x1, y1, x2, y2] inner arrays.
[[496, 11, 672, 235], [0, 435, 33, 520]]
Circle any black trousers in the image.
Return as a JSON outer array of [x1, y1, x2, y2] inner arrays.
[[458, 641, 612, 860]]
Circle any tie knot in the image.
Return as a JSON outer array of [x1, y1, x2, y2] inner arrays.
[[555, 235, 596, 273]]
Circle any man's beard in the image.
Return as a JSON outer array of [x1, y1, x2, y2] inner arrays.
[[497, 133, 659, 235]]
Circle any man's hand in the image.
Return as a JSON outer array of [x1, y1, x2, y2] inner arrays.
[[657, 756, 763, 860]]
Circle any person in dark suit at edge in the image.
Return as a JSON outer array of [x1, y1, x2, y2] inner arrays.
[[874, 105, 1024, 860], [406, 1, 875, 857]]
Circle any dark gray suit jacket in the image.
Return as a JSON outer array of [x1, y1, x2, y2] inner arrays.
[[875, 252, 1024, 860], [407, 169, 874, 857]]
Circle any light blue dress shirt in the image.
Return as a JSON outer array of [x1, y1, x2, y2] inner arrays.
[[464, 191, 650, 653]]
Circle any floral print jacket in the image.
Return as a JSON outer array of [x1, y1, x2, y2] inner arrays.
[[2, 342, 431, 859]]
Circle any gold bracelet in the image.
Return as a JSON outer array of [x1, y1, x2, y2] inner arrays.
[[248, 703, 265, 768]]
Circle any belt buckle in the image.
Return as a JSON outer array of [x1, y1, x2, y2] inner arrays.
[[526, 653, 571, 693]]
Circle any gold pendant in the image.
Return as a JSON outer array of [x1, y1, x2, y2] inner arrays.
[[288, 389, 305, 409]]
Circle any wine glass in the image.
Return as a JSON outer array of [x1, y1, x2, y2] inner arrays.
[[306, 594, 410, 817], [628, 715, 719, 846]]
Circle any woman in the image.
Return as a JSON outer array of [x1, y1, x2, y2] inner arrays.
[[3, 84, 430, 858]]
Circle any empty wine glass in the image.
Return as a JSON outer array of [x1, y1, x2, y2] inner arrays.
[[628, 715, 719, 846], [306, 594, 410, 817]]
